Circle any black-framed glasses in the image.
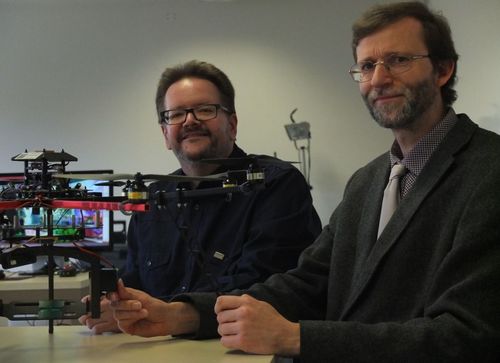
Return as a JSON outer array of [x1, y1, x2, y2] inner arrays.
[[349, 54, 430, 83], [159, 104, 232, 125]]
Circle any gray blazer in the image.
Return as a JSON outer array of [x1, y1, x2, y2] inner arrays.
[[182, 114, 500, 362]]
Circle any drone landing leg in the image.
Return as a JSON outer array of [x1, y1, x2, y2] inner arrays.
[[46, 209, 55, 334], [47, 252, 55, 334]]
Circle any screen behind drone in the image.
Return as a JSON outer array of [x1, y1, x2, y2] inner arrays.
[[0, 170, 114, 251]]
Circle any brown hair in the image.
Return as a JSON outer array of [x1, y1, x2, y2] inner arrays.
[[352, 1, 459, 106], [155, 60, 235, 123]]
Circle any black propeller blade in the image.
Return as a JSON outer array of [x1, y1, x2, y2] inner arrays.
[[200, 157, 299, 168], [53, 172, 225, 184]]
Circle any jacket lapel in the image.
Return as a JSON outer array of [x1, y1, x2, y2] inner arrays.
[[340, 115, 477, 319], [349, 158, 388, 275]]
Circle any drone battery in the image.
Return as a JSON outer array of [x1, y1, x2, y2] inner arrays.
[[100, 267, 118, 293], [38, 300, 65, 320], [89, 267, 118, 294]]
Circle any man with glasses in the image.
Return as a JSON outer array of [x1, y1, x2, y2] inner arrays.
[[108, 3, 500, 361], [79, 60, 321, 334]]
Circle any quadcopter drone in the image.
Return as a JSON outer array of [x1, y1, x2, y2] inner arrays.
[[0, 150, 270, 243], [0, 149, 271, 332], [0, 148, 277, 229]]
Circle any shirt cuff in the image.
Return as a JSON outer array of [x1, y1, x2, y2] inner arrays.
[[170, 292, 219, 339]]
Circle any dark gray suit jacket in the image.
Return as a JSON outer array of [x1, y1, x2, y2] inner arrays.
[[179, 114, 500, 362]]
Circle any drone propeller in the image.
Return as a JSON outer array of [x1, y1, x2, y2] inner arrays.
[[142, 174, 224, 183], [53, 173, 134, 181], [94, 181, 127, 187], [200, 157, 299, 168], [52, 172, 224, 184]]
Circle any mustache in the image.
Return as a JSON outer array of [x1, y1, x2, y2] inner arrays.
[[367, 87, 408, 103], [368, 90, 397, 100], [177, 125, 211, 142]]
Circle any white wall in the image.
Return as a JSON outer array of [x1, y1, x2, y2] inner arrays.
[[1, 0, 499, 225], [431, 0, 500, 133]]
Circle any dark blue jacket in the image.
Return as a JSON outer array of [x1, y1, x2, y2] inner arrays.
[[121, 145, 321, 300]]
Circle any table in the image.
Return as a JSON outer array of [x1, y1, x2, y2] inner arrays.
[[0, 325, 274, 363], [0, 271, 90, 303]]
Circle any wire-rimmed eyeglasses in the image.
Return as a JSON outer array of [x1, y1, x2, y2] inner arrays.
[[159, 104, 232, 125], [349, 54, 430, 83]]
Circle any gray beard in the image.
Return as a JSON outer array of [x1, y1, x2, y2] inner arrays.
[[363, 77, 438, 130], [172, 126, 218, 163], [173, 142, 218, 163]]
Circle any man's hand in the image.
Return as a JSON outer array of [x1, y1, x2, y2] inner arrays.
[[78, 295, 121, 334], [108, 279, 200, 337], [215, 294, 300, 356]]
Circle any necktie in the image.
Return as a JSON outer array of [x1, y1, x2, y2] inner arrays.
[[377, 163, 406, 238]]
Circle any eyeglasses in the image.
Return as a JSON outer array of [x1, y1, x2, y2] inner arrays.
[[349, 54, 430, 83], [159, 104, 232, 125]]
